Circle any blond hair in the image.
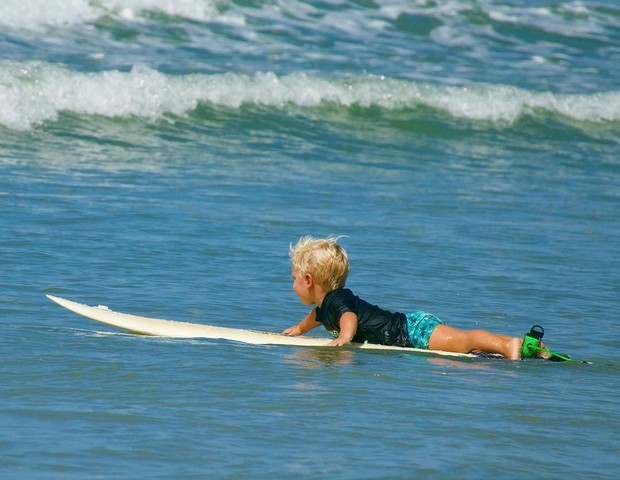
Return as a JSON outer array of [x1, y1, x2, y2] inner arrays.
[[290, 235, 349, 292]]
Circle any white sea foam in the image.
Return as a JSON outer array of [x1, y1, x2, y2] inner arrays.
[[1, 61, 618, 131], [0, 0, 239, 29], [0, 0, 100, 29], [1, 0, 613, 37]]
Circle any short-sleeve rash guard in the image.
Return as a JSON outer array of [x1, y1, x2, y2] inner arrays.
[[314, 288, 409, 346]]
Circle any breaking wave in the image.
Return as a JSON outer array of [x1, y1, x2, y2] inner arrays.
[[1, 61, 618, 131]]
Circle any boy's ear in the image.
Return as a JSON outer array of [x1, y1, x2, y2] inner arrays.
[[304, 272, 315, 286]]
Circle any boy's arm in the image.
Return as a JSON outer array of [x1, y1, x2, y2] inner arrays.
[[328, 312, 358, 346], [283, 309, 321, 336]]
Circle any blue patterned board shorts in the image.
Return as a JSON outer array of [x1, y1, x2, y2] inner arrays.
[[405, 311, 444, 349]]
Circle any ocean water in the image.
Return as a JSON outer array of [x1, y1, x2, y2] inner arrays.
[[1, 0, 619, 478]]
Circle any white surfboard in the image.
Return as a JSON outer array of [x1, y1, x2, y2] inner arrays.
[[46, 295, 480, 359]]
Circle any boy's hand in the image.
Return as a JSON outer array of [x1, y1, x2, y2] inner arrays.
[[282, 325, 302, 336], [327, 312, 357, 347], [328, 337, 352, 347]]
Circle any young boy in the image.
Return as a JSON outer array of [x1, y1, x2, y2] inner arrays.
[[283, 235, 548, 360]]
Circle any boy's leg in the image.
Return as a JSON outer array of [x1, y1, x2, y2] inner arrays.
[[428, 324, 522, 360]]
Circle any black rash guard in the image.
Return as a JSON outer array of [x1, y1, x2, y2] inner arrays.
[[314, 288, 409, 346]]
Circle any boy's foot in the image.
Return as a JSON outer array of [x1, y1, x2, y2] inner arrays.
[[535, 340, 551, 359]]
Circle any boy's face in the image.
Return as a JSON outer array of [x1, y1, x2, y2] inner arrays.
[[291, 268, 314, 305]]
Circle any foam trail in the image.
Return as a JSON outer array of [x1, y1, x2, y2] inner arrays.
[[1, 62, 618, 131]]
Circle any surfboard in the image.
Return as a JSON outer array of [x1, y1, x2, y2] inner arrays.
[[46, 295, 483, 359]]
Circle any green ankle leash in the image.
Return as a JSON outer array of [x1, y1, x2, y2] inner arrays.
[[522, 325, 574, 362]]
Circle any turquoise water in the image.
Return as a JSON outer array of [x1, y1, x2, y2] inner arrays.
[[2, 1, 619, 478]]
